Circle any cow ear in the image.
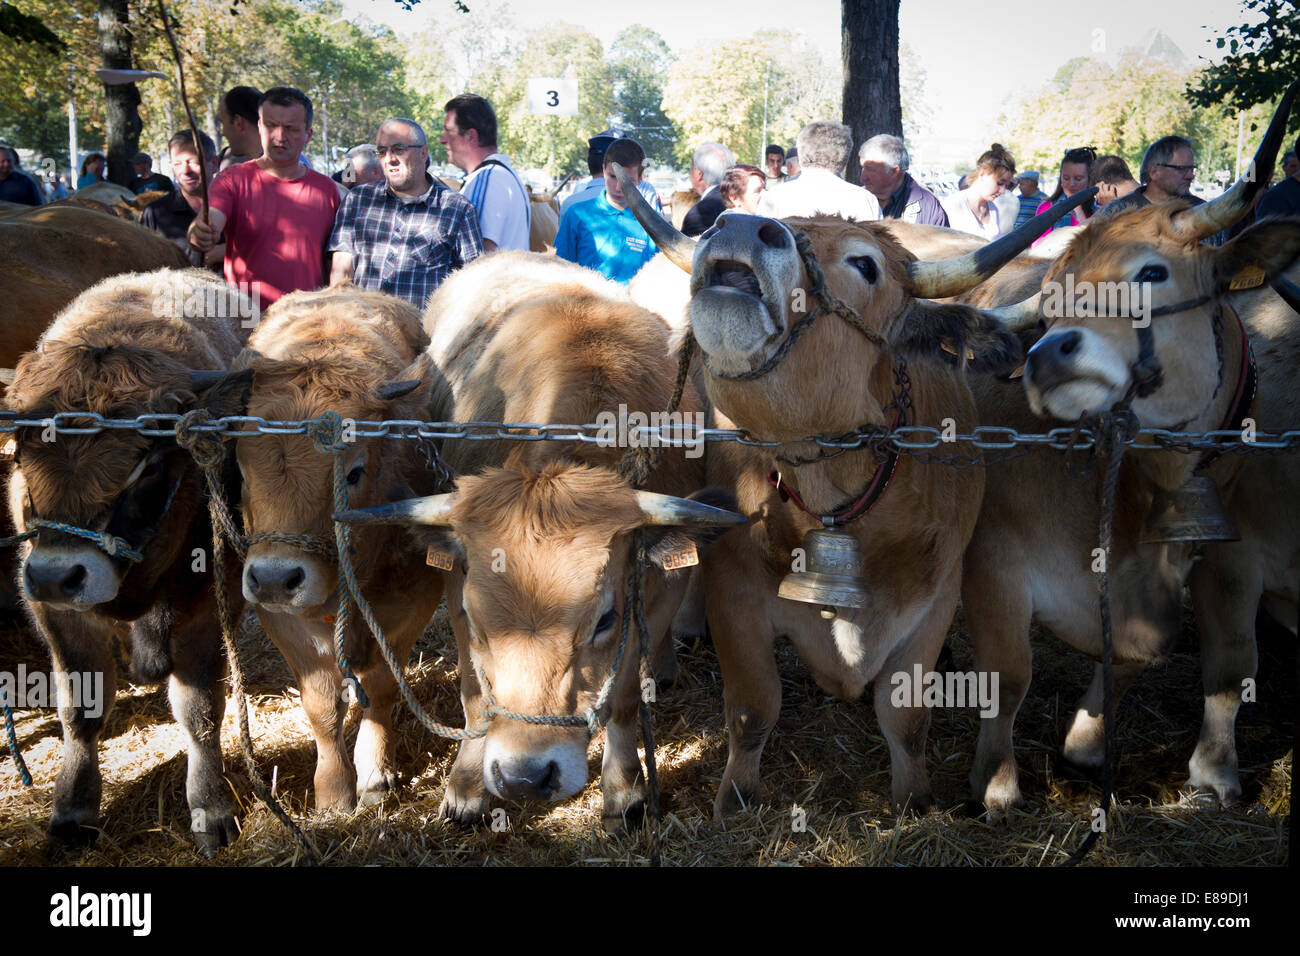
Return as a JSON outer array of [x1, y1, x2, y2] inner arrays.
[[197, 367, 255, 418], [891, 300, 1024, 375], [1212, 218, 1300, 292], [643, 487, 741, 573], [404, 526, 465, 571]]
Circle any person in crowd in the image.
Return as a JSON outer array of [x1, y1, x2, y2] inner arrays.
[[1281, 150, 1299, 179], [334, 144, 383, 188], [76, 152, 106, 189], [217, 85, 264, 169], [857, 133, 948, 226], [140, 129, 222, 270], [559, 129, 664, 217], [939, 143, 1016, 239], [1094, 135, 1229, 244], [764, 144, 785, 186], [682, 141, 736, 236], [1257, 134, 1300, 218], [554, 138, 658, 284], [440, 93, 530, 251], [187, 86, 341, 305], [0, 146, 41, 205], [1012, 170, 1047, 228], [784, 148, 800, 180], [1033, 146, 1096, 242], [720, 163, 766, 214], [1089, 154, 1140, 208], [329, 117, 483, 306], [129, 152, 174, 194], [757, 121, 879, 222]]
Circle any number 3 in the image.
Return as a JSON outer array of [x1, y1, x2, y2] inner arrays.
[[546, 90, 559, 107]]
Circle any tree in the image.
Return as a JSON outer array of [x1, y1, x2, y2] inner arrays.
[[1187, 0, 1300, 112], [608, 26, 678, 167], [841, 0, 901, 183]]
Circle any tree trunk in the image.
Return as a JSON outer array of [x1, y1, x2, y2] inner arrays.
[[99, 0, 141, 186], [841, 0, 901, 184]]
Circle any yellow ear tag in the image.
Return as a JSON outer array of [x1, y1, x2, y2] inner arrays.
[[940, 340, 977, 361], [425, 547, 454, 571], [1229, 263, 1266, 290], [0, 437, 15, 461], [660, 541, 699, 571]]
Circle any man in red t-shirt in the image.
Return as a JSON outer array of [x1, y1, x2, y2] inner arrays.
[[188, 86, 340, 310]]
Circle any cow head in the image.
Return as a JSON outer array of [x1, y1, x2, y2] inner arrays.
[[1007, 80, 1300, 424], [5, 345, 237, 610], [234, 353, 435, 616], [613, 164, 1089, 440], [336, 461, 742, 802]]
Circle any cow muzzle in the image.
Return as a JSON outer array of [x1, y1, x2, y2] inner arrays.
[[483, 735, 588, 803], [23, 545, 123, 609], [1024, 328, 1128, 420], [242, 548, 335, 612], [689, 215, 801, 376]]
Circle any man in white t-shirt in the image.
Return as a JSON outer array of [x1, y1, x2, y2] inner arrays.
[[757, 120, 880, 222], [440, 93, 530, 251]]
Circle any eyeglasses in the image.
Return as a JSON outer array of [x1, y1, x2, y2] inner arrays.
[[1157, 163, 1196, 173], [376, 144, 422, 158]]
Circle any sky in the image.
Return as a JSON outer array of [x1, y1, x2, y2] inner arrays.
[[340, 0, 1251, 166]]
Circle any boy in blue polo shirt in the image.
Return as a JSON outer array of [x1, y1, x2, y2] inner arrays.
[[555, 138, 658, 283]]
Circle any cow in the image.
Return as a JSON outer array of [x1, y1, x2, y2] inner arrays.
[[335, 251, 744, 832], [3, 268, 249, 855], [229, 284, 448, 810], [72, 181, 169, 220], [962, 83, 1300, 812], [0, 204, 190, 370], [614, 166, 1087, 818]]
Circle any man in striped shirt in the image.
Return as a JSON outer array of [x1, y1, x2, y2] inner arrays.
[[1012, 171, 1047, 229], [329, 117, 483, 308], [440, 94, 530, 251]]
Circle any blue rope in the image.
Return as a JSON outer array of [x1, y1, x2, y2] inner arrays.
[[0, 521, 143, 564], [2, 701, 32, 787]]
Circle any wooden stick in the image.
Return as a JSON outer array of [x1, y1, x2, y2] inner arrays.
[[156, 0, 208, 221]]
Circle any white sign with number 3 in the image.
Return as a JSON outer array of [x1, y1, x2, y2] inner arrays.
[[527, 78, 578, 116]]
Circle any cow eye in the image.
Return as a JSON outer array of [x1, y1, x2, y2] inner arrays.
[[346, 464, 365, 486], [1135, 264, 1168, 283], [849, 256, 878, 284], [592, 606, 617, 640]]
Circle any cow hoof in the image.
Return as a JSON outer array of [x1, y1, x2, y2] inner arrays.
[[47, 818, 100, 855], [712, 780, 758, 821], [601, 792, 647, 835], [894, 792, 935, 816], [357, 770, 400, 808], [1183, 785, 1238, 810], [1055, 751, 1104, 784], [191, 814, 238, 859], [437, 787, 493, 825]]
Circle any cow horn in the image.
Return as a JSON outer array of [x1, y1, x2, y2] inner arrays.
[[987, 291, 1043, 332], [188, 369, 226, 392], [905, 188, 1097, 299], [1172, 79, 1300, 241], [635, 490, 746, 527], [541, 172, 574, 202], [612, 163, 696, 273], [376, 379, 421, 401], [1273, 275, 1300, 314], [333, 493, 457, 526]]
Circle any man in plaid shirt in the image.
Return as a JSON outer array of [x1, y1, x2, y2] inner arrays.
[[329, 117, 483, 308]]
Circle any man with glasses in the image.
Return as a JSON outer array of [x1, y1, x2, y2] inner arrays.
[[1094, 135, 1225, 243], [329, 117, 483, 307]]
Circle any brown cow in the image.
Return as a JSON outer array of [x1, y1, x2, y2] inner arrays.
[[962, 85, 1300, 811], [337, 252, 742, 832], [0, 204, 190, 370], [4, 268, 248, 854], [616, 166, 1085, 817], [231, 285, 447, 810]]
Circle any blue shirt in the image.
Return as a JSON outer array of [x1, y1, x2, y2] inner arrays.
[[554, 190, 659, 283]]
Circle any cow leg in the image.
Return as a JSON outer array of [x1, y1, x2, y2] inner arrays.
[[600, 705, 646, 834], [259, 612, 355, 811], [31, 605, 117, 851], [353, 614, 424, 807], [438, 600, 495, 823], [872, 573, 958, 814], [1059, 661, 1146, 776], [708, 560, 779, 820], [1186, 553, 1261, 806], [164, 603, 238, 856], [663, 567, 707, 683], [964, 570, 1032, 814]]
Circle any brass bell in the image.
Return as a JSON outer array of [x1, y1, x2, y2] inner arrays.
[[1139, 476, 1240, 544], [778, 527, 869, 617]]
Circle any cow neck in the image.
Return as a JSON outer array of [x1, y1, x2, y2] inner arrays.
[[1194, 301, 1256, 472], [767, 356, 908, 527]]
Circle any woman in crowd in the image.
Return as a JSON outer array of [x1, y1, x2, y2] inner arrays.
[[940, 143, 1016, 238], [76, 152, 106, 189], [1035, 146, 1096, 241], [720, 163, 766, 214]]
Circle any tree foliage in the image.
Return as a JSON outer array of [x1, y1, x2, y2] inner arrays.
[[608, 26, 678, 167], [1187, 0, 1300, 111]]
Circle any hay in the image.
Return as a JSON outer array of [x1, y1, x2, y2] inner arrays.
[[0, 598, 1290, 866]]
